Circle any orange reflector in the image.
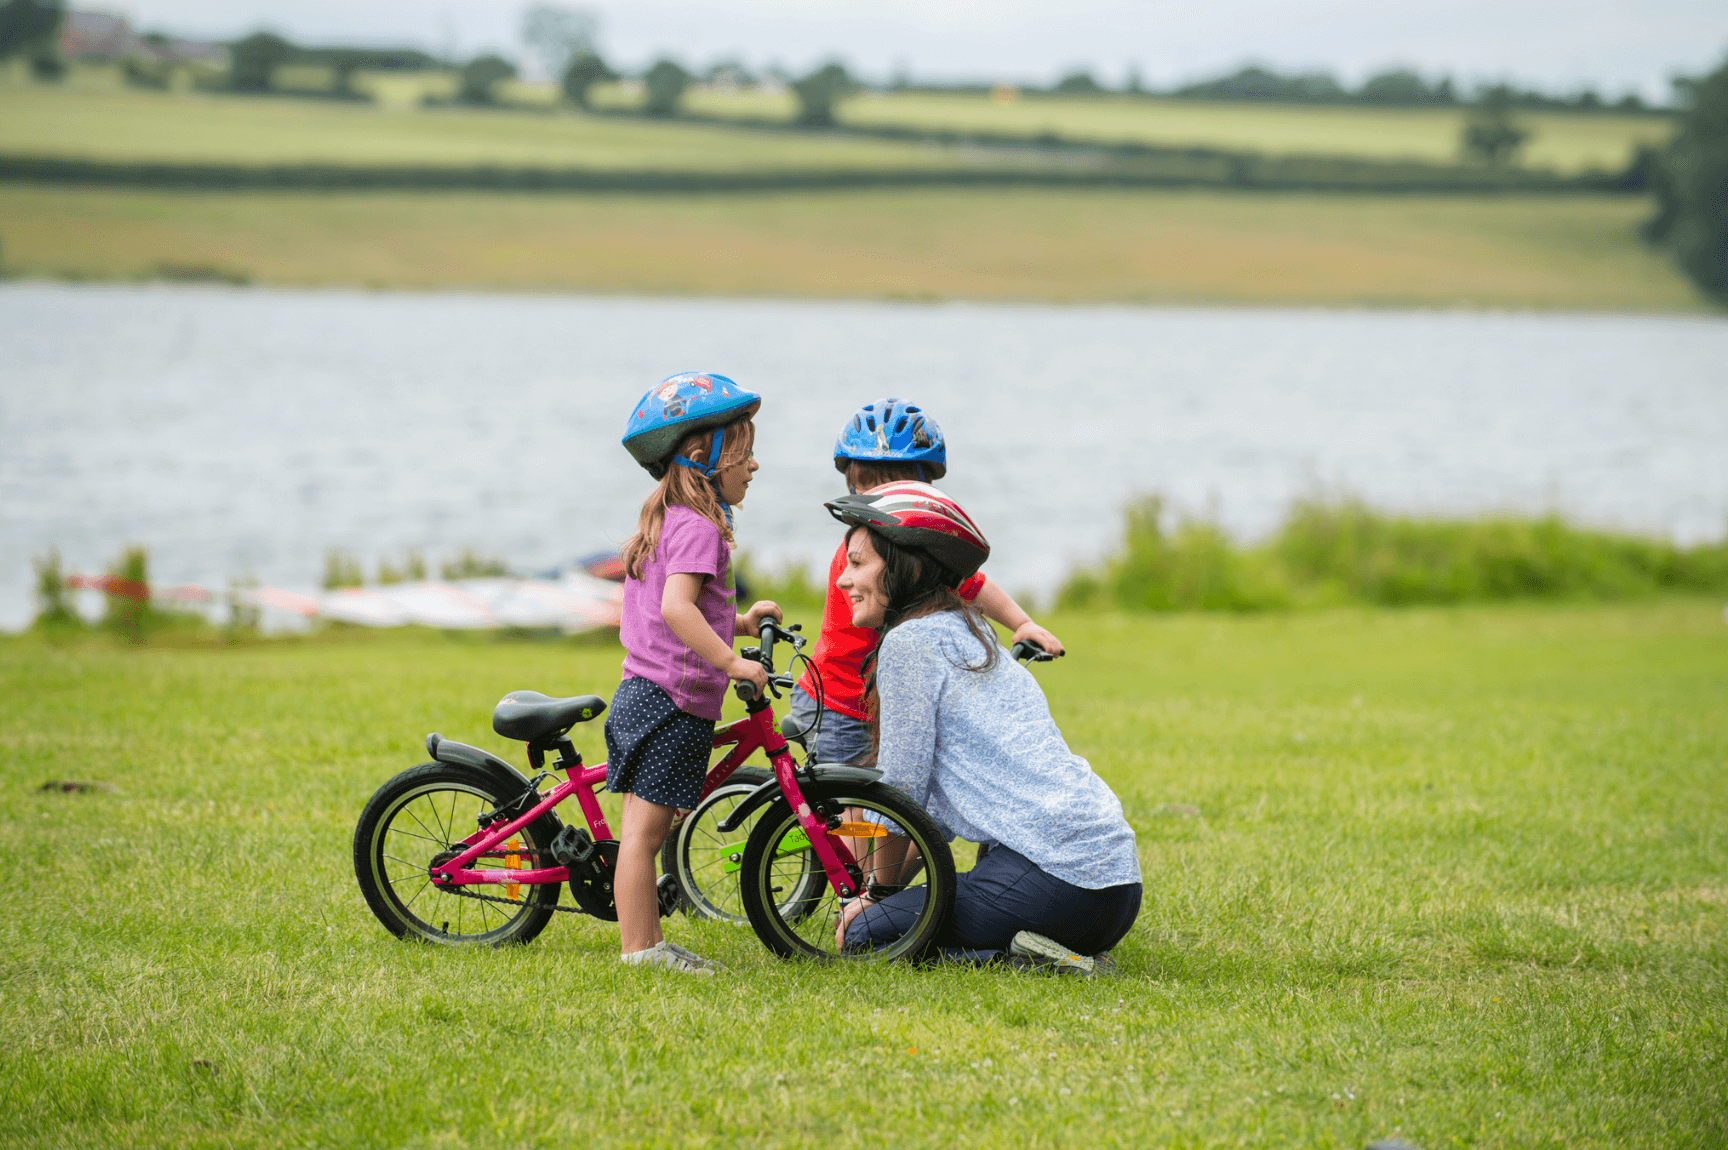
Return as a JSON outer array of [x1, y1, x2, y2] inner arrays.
[[505, 837, 524, 899], [833, 821, 888, 837]]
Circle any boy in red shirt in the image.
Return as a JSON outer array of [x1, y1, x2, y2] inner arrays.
[[787, 398, 1064, 764]]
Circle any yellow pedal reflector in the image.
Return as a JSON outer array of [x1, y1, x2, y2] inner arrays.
[[833, 821, 888, 838], [505, 837, 525, 899]]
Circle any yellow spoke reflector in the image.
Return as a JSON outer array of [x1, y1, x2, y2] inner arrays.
[[832, 821, 889, 838]]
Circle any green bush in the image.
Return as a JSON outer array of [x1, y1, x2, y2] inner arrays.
[[1059, 495, 1286, 612], [439, 550, 508, 580], [29, 547, 80, 632], [102, 544, 155, 642], [1062, 494, 1728, 612], [322, 549, 364, 589], [1643, 53, 1728, 305]]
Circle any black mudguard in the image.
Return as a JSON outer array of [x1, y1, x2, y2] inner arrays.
[[714, 763, 884, 834], [424, 733, 566, 835]]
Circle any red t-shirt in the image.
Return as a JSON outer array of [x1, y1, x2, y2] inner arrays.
[[796, 540, 986, 720]]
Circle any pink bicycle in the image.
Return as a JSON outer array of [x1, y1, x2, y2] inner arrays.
[[352, 619, 956, 961]]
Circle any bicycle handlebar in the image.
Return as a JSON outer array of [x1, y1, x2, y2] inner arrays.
[[1011, 639, 1057, 663], [734, 617, 806, 700]]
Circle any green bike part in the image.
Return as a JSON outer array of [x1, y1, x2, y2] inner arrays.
[[723, 827, 810, 874]]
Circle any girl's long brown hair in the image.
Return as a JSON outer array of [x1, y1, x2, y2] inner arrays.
[[621, 417, 755, 580]]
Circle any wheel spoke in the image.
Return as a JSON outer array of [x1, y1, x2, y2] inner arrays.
[[386, 825, 447, 848], [404, 803, 446, 847]]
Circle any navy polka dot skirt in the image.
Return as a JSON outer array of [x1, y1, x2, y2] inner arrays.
[[603, 676, 715, 810]]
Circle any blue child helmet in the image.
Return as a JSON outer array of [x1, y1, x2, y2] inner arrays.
[[622, 372, 761, 480], [833, 398, 946, 481]]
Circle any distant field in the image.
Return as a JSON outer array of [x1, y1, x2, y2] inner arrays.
[[0, 185, 1698, 311], [0, 82, 1671, 179], [0, 87, 955, 171], [670, 88, 1670, 175]]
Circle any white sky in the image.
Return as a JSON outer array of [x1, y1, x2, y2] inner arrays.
[[99, 0, 1726, 99]]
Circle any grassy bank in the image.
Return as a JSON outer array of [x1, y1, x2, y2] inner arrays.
[[0, 185, 1699, 309], [1, 601, 1724, 1147], [1062, 497, 1728, 611]]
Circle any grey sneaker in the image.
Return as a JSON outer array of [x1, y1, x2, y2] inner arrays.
[[621, 940, 718, 976], [1008, 931, 1096, 977], [664, 941, 725, 971], [1090, 950, 1121, 978]]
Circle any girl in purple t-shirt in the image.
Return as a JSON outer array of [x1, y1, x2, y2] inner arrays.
[[609, 373, 781, 974]]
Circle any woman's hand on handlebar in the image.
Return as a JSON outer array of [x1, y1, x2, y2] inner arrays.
[[835, 895, 872, 950], [727, 655, 770, 699], [1009, 621, 1065, 657], [737, 599, 782, 637]]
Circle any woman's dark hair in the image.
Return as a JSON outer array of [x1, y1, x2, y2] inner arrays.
[[854, 524, 999, 760]]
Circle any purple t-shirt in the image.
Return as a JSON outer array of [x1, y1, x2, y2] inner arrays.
[[619, 505, 736, 721]]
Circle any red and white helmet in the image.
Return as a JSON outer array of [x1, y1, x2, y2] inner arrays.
[[824, 481, 990, 585]]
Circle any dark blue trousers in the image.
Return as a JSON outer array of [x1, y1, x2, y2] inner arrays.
[[846, 844, 1141, 962]]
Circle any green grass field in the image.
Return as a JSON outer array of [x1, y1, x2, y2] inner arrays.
[[0, 87, 953, 171], [0, 184, 1700, 310], [0, 81, 1671, 177], [1, 601, 1724, 1147], [829, 94, 1671, 175], [598, 84, 1670, 176]]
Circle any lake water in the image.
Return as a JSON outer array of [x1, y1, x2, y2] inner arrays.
[[3, 283, 1726, 631]]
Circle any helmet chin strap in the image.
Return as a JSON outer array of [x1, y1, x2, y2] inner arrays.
[[673, 428, 733, 527]]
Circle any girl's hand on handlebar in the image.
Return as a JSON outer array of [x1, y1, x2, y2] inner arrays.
[[1010, 621, 1065, 657], [727, 655, 770, 699], [737, 600, 783, 636]]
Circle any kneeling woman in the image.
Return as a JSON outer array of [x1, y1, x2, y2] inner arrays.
[[827, 483, 1141, 971]]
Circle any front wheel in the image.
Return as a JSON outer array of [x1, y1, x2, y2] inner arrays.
[[662, 767, 827, 923], [353, 762, 561, 946], [739, 782, 956, 962]]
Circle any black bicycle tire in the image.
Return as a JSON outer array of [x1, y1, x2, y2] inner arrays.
[[353, 761, 561, 946], [738, 782, 956, 962]]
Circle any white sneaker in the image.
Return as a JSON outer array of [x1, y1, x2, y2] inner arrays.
[[620, 940, 718, 976], [664, 941, 725, 971], [1008, 931, 1097, 977]]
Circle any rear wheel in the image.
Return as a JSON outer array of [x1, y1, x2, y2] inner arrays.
[[354, 762, 561, 946], [739, 782, 955, 962]]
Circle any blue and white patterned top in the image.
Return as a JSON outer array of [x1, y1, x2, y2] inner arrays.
[[874, 611, 1141, 890]]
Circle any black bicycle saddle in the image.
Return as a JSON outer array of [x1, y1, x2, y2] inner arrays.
[[492, 690, 607, 745]]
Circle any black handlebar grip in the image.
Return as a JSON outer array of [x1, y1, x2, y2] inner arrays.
[[1011, 640, 1053, 662]]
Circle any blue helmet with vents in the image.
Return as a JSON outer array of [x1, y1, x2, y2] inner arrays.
[[833, 398, 946, 482], [622, 372, 761, 480]]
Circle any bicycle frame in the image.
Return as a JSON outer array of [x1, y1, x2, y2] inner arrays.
[[426, 638, 865, 900]]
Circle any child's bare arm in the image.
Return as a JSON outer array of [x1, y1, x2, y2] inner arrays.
[[973, 576, 1065, 656], [662, 573, 768, 693]]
